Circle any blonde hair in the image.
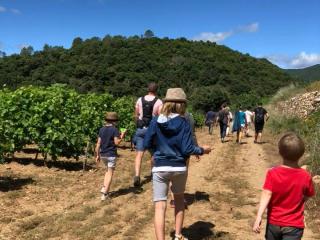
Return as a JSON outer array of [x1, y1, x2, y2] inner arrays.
[[161, 102, 186, 116], [278, 132, 305, 162]]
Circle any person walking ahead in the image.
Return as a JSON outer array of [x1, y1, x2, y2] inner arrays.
[[253, 103, 269, 144], [205, 108, 217, 135], [217, 105, 229, 143], [133, 82, 162, 187], [144, 88, 211, 240]]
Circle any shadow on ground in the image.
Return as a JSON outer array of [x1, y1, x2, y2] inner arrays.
[[171, 221, 230, 240], [184, 191, 210, 206], [0, 176, 34, 192], [110, 174, 152, 198], [5, 157, 95, 171]]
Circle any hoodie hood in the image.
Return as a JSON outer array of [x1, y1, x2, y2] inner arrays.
[[157, 114, 184, 135]]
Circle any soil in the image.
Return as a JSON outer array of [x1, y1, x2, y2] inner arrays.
[[0, 128, 318, 240]]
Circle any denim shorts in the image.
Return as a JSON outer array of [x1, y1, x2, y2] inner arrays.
[[133, 128, 148, 151], [101, 156, 116, 168], [153, 171, 187, 202], [266, 223, 304, 240]]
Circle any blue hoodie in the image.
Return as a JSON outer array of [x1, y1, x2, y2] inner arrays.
[[143, 114, 204, 171]]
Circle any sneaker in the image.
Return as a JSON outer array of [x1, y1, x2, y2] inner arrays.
[[100, 186, 106, 194], [133, 176, 141, 187], [174, 234, 188, 240], [101, 193, 109, 201]]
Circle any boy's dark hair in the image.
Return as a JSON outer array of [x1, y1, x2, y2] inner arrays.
[[278, 132, 305, 162], [148, 82, 158, 93]]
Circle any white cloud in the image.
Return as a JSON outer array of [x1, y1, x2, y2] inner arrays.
[[194, 22, 259, 43], [0, 5, 6, 12], [11, 8, 21, 14], [266, 52, 320, 69], [237, 22, 259, 33], [194, 31, 233, 43], [0, 5, 21, 14]]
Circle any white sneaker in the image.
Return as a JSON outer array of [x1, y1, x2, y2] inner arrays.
[[174, 235, 188, 240], [100, 186, 106, 193], [101, 193, 109, 201]]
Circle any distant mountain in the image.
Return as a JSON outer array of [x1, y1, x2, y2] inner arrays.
[[285, 64, 320, 82]]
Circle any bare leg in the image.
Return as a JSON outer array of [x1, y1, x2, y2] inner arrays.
[[103, 168, 114, 193], [258, 132, 262, 143], [174, 193, 185, 237], [154, 201, 167, 240], [135, 151, 144, 177], [239, 129, 243, 143]]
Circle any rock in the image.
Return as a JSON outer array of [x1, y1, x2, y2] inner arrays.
[[279, 91, 320, 119], [314, 97, 320, 103]]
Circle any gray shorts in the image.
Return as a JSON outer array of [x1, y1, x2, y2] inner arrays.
[[101, 156, 116, 168], [153, 171, 187, 202]]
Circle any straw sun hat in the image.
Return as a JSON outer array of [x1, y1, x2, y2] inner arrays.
[[163, 88, 187, 103]]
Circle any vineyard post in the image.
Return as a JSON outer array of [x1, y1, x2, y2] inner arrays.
[[83, 140, 90, 171]]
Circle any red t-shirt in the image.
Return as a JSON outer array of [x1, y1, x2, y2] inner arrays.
[[263, 166, 315, 228]]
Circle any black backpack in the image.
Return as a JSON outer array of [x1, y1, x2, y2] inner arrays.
[[136, 96, 158, 128], [255, 107, 265, 123]]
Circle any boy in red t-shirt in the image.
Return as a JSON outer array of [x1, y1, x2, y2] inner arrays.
[[253, 132, 315, 240]]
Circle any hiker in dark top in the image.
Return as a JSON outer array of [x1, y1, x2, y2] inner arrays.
[[253, 103, 269, 144], [133, 83, 163, 187], [216, 104, 229, 143], [205, 108, 217, 135]]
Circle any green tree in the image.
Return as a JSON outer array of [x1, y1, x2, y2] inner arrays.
[[144, 29, 155, 38]]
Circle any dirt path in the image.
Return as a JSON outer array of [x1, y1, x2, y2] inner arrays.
[[136, 128, 317, 240], [0, 128, 317, 240]]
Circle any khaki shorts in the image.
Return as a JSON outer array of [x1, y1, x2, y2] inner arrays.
[[152, 171, 187, 202]]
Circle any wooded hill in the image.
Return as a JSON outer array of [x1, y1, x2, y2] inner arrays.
[[0, 35, 297, 111], [285, 64, 320, 83]]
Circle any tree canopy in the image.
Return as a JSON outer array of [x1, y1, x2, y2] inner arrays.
[[0, 35, 297, 111]]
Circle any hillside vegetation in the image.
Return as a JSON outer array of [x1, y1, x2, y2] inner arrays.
[[0, 35, 296, 111], [285, 64, 320, 82]]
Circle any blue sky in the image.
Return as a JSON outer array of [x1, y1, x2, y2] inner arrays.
[[0, 0, 319, 68]]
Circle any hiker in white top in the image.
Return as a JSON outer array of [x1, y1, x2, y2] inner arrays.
[[133, 82, 163, 187], [245, 109, 253, 137]]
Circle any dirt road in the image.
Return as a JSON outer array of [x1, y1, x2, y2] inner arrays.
[[0, 128, 317, 240], [136, 128, 317, 240]]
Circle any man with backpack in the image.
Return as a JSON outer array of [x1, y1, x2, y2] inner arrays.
[[253, 103, 269, 144], [133, 83, 162, 187], [216, 104, 229, 143]]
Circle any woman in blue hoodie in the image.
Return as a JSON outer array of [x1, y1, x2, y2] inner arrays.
[[144, 88, 211, 240]]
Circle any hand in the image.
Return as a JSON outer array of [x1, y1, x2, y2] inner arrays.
[[202, 145, 212, 154], [120, 131, 126, 139], [95, 155, 100, 163], [252, 216, 262, 233]]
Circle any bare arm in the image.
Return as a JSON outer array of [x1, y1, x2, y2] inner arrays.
[[95, 137, 101, 162], [253, 189, 272, 233], [265, 113, 270, 121], [114, 131, 126, 145], [134, 106, 140, 122]]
